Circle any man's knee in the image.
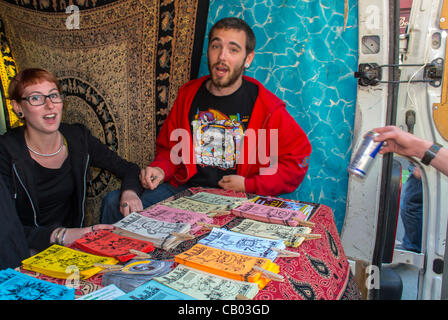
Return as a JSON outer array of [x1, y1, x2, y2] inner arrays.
[[100, 190, 122, 224]]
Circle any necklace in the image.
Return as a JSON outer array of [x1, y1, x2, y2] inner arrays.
[[27, 136, 64, 157], [27, 143, 63, 157]]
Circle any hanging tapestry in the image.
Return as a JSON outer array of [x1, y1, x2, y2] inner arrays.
[[0, 0, 209, 225], [0, 16, 19, 129]]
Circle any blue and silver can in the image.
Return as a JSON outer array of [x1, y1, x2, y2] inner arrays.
[[348, 131, 384, 178]]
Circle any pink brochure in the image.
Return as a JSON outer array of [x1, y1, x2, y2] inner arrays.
[[231, 202, 307, 226], [139, 204, 213, 233]]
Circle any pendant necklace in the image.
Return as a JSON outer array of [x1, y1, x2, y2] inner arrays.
[[27, 135, 64, 157]]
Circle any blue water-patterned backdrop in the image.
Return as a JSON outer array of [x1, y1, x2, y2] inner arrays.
[[198, 0, 359, 232]]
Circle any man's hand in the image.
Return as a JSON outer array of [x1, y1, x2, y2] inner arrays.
[[218, 175, 245, 192], [373, 126, 431, 159], [140, 166, 165, 190]]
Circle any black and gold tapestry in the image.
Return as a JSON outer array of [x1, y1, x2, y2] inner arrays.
[[0, 0, 209, 224]]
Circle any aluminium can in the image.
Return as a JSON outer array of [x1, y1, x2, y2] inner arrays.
[[348, 131, 384, 178]]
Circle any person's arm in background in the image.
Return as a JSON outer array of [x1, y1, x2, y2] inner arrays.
[[374, 126, 448, 176]]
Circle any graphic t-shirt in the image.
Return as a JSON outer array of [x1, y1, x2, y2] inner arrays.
[[187, 79, 258, 187]]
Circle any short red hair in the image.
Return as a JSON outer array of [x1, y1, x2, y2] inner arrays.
[[8, 68, 61, 101]]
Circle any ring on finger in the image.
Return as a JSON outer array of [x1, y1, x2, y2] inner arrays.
[[121, 202, 129, 208]]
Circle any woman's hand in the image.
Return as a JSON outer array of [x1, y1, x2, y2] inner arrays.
[[51, 224, 115, 246], [119, 189, 143, 217]]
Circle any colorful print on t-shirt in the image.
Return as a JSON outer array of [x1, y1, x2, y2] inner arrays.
[[191, 108, 244, 170]]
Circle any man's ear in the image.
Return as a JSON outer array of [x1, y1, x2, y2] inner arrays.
[[244, 51, 255, 68]]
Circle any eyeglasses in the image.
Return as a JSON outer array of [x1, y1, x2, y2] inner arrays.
[[20, 93, 64, 106]]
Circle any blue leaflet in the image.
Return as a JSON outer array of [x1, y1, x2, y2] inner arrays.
[[0, 269, 75, 300], [198, 228, 286, 261], [115, 280, 195, 300]]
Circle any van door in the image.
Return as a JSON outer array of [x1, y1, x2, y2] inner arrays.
[[342, 0, 448, 300], [341, 0, 397, 299]]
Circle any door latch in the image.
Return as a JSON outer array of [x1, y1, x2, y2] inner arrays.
[[354, 58, 443, 87]]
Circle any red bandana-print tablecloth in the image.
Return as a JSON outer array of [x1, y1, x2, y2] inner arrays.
[[19, 188, 361, 300]]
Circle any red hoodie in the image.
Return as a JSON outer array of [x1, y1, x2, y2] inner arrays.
[[149, 75, 311, 196]]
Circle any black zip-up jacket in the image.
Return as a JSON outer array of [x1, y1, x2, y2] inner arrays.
[[0, 123, 143, 251]]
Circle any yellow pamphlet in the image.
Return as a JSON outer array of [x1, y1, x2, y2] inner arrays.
[[22, 245, 118, 280]]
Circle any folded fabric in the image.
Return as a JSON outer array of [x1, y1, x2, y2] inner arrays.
[[154, 264, 259, 300], [139, 204, 213, 234], [115, 280, 195, 300], [113, 212, 191, 250], [74, 229, 155, 262], [175, 244, 279, 289], [198, 228, 285, 261], [21, 244, 118, 280], [0, 268, 75, 300], [230, 219, 312, 247], [231, 202, 306, 226]]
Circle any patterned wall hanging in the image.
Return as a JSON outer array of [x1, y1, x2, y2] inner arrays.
[[0, 0, 209, 224], [0, 16, 20, 130]]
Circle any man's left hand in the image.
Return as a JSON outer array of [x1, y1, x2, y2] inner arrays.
[[218, 175, 245, 192]]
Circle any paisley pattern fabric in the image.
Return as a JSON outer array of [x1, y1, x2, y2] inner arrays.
[[18, 188, 361, 300]]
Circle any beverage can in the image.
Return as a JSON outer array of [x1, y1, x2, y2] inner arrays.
[[348, 131, 384, 178]]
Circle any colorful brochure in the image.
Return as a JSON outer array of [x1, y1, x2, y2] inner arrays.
[[102, 259, 174, 293], [74, 229, 155, 262], [251, 195, 314, 220], [230, 219, 312, 247], [198, 228, 285, 261], [175, 244, 280, 289], [139, 204, 213, 233], [162, 197, 228, 217], [231, 202, 306, 226], [154, 264, 259, 300], [0, 268, 75, 300], [76, 284, 125, 300], [113, 212, 191, 250], [21, 245, 118, 280], [186, 192, 246, 209], [115, 280, 195, 300]]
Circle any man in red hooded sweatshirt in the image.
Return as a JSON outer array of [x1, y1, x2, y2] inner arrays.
[[101, 17, 311, 223]]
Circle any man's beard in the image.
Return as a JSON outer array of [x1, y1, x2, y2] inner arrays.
[[208, 60, 245, 89]]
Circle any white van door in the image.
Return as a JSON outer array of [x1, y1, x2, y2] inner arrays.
[[342, 0, 448, 300]]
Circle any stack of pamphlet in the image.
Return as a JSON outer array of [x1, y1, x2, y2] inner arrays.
[[21, 245, 117, 280], [113, 212, 192, 250], [0, 268, 75, 300]]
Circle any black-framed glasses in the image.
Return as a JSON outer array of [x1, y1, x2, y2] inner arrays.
[[20, 93, 64, 106]]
